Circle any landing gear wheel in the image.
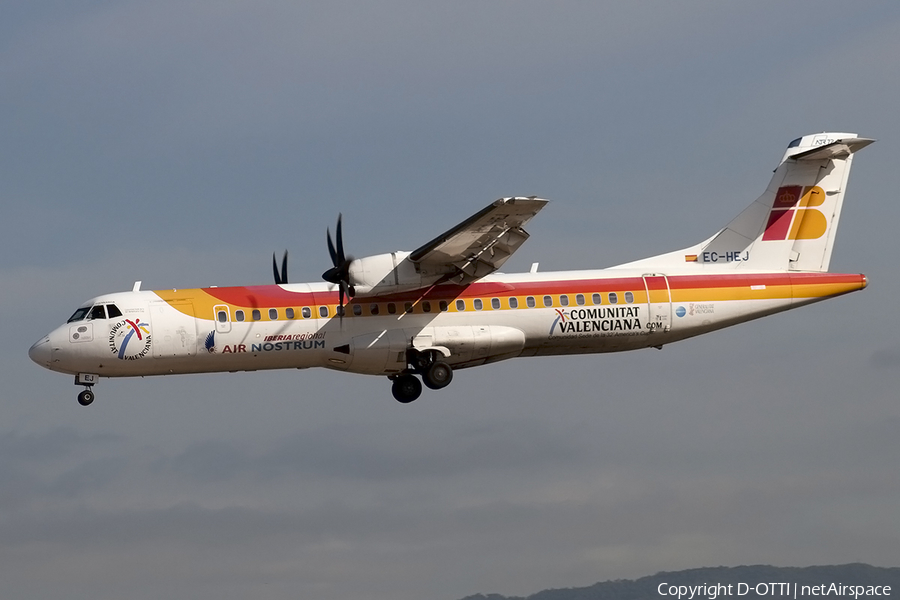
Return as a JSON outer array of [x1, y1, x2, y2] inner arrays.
[[391, 374, 422, 403], [77, 389, 95, 406], [423, 361, 453, 390]]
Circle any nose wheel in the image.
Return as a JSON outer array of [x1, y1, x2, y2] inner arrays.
[[77, 389, 95, 406], [74, 373, 98, 406]]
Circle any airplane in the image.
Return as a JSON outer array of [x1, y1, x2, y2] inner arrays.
[[29, 132, 873, 406]]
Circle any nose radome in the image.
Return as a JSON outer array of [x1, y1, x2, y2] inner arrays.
[[29, 336, 52, 368]]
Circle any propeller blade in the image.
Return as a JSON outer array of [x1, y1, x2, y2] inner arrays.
[[326, 227, 338, 267], [273, 251, 289, 284], [322, 213, 354, 326], [335, 213, 345, 265]]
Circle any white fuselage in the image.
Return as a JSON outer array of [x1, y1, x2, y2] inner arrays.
[[29, 267, 866, 381]]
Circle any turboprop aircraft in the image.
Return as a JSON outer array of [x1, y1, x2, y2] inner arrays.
[[30, 132, 873, 405]]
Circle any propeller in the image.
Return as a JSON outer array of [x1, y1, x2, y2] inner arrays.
[[322, 214, 355, 320], [273, 251, 288, 285]]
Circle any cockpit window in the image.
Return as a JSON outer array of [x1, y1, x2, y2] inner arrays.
[[87, 305, 107, 320], [106, 304, 123, 318], [67, 307, 91, 323]]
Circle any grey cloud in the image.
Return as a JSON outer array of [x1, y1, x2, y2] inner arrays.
[[154, 418, 586, 485], [870, 346, 900, 369], [3, 3, 900, 600], [0, 427, 120, 462]]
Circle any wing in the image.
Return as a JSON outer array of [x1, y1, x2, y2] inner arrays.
[[409, 196, 548, 284]]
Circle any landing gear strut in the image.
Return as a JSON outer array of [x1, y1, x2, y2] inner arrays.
[[75, 373, 98, 406]]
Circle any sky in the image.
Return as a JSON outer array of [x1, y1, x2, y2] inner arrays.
[[2, 3, 900, 599]]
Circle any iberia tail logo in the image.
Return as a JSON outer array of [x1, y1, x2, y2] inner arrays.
[[762, 186, 827, 241]]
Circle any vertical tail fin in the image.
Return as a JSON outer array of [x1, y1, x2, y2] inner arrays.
[[615, 133, 874, 273]]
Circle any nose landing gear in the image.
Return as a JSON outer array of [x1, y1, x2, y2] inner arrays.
[[74, 373, 98, 406], [77, 389, 95, 406]]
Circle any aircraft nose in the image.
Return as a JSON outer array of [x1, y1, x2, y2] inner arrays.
[[29, 336, 52, 368]]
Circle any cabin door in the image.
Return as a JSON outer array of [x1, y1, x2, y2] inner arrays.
[[150, 300, 199, 358]]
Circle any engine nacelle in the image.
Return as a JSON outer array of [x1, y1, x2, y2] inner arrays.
[[341, 325, 526, 375], [346, 251, 444, 297]]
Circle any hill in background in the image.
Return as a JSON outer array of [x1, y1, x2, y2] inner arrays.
[[461, 564, 899, 600]]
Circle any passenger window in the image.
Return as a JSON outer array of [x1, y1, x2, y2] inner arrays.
[[252, 309, 261, 321], [609, 292, 618, 304], [388, 303, 397, 315], [491, 298, 500, 310], [404, 302, 414, 314], [560, 295, 569, 307], [625, 291, 634, 303], [456, 299, 465, 311], [285, 308, 295, 319], [526, 296, 536, 308], [423, 301, 432, 313], [576, 294, 585, 306], [302, 307, 311, 319], [217, 310, 228, 323], [107, 304, 123, 318], [543, 295, 552, 307], [509, 297, 518, 309], [474, 299, 483, 310], [336, 306, 345, 317], [319, 306, 329, 318], [269, 308, 278, 320], [592, 293, 601, 305], [439, 301, 448, 312], [370, 303, 379, 315], [88, 305, 106, 320], [236, 310, 245, 322], [352, 304, 362, 316]]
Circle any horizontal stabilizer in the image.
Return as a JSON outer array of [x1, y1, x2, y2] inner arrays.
[[791, 137, 875, 162]]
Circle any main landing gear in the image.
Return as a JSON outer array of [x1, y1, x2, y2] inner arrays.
[[391, 374, 422, 403], [389, 349, 454, 403], [75, 373, 98, 406]]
